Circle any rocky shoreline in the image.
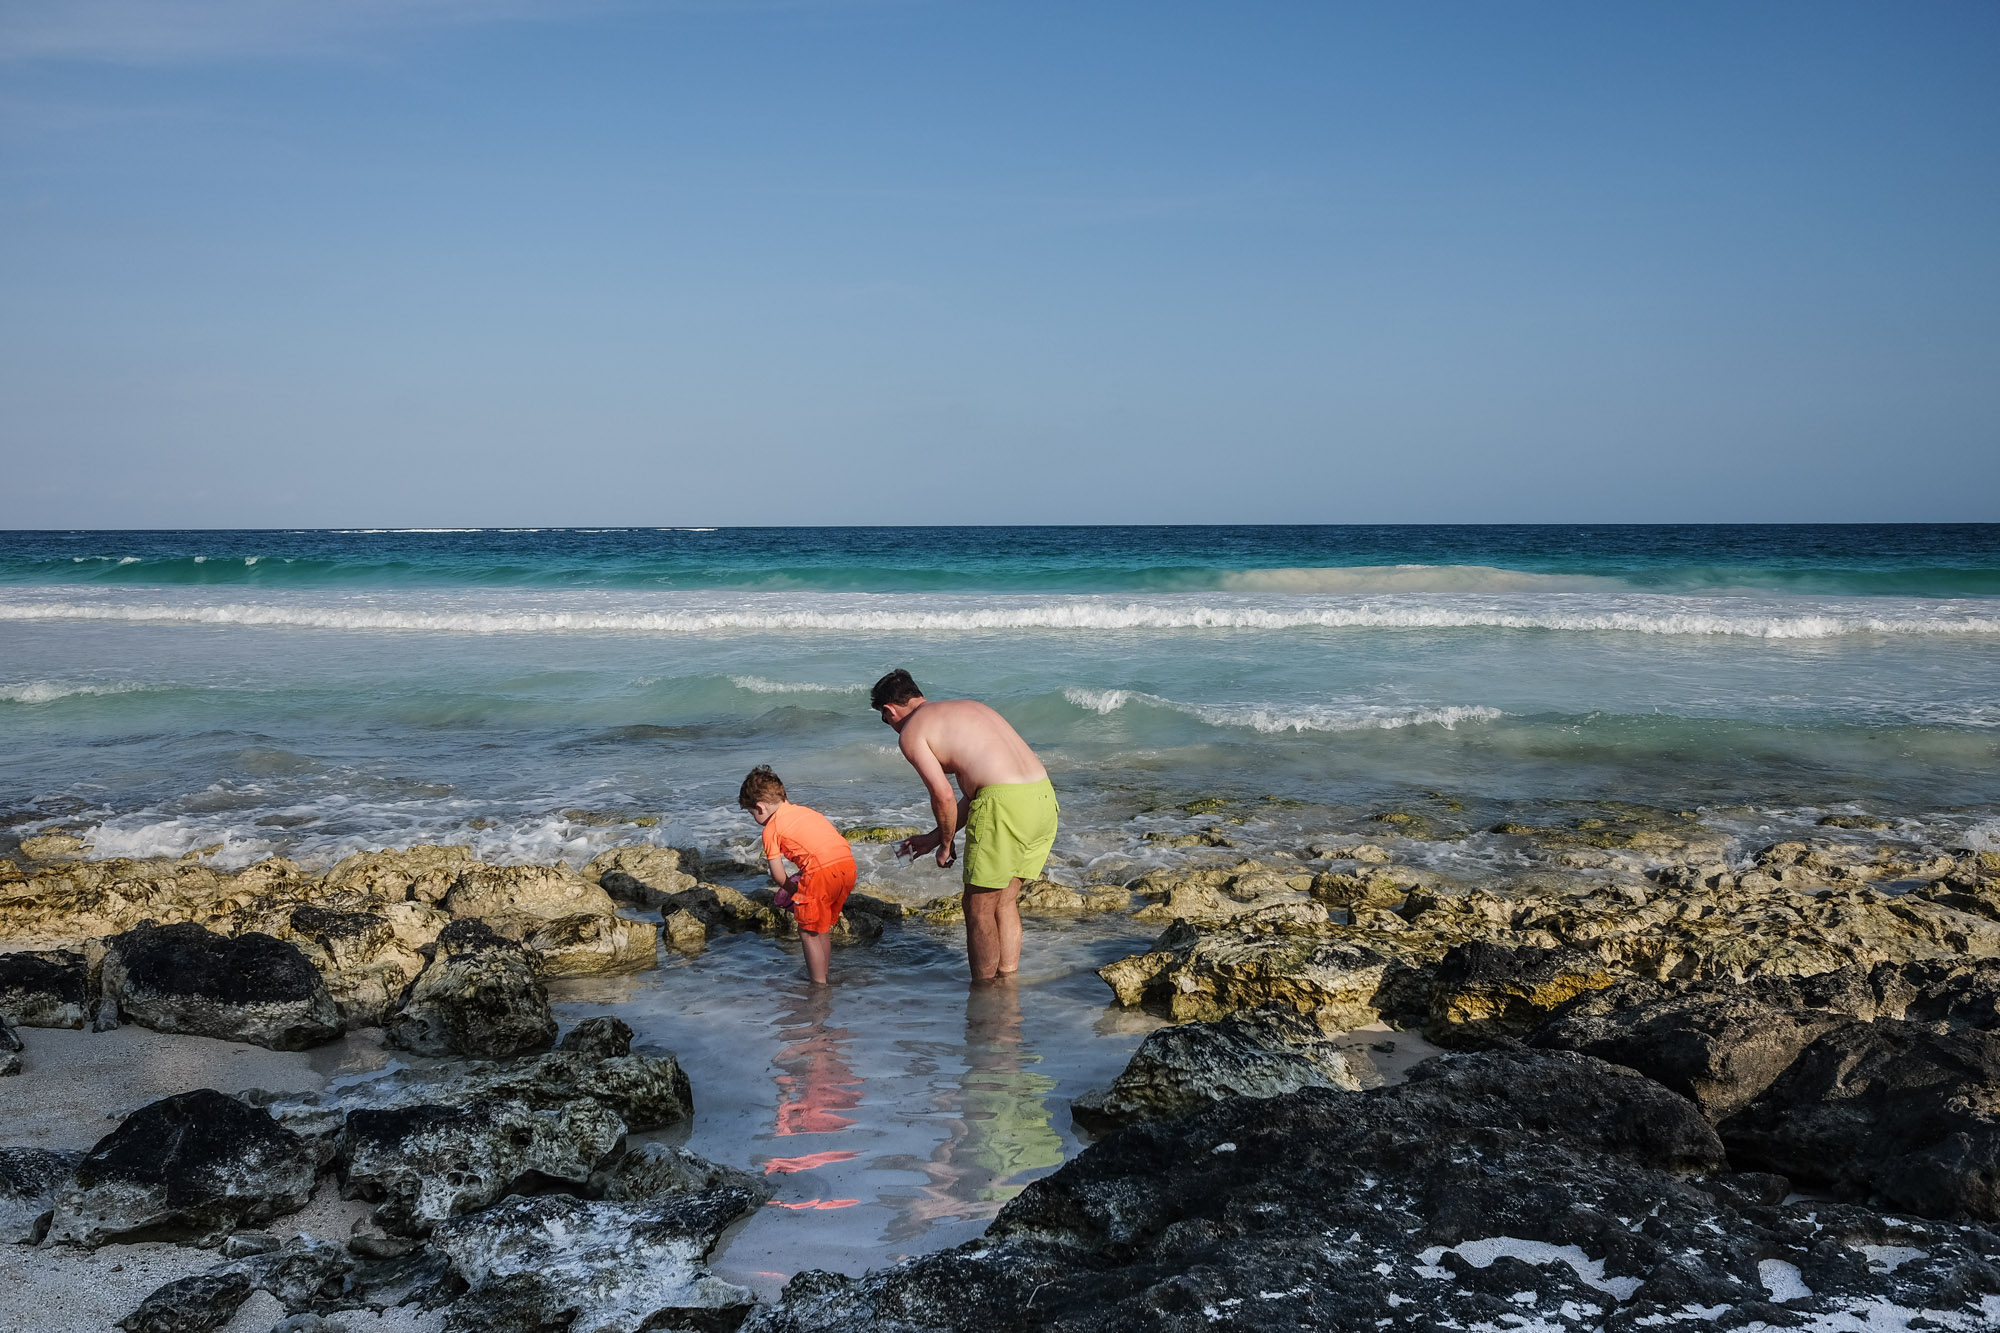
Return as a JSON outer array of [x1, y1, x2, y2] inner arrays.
[[6, 805, 2000, 1330]]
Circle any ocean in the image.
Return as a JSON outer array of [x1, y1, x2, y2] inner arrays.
[[5, 523, 1999, 1286], [4, 524, 1997, 874]]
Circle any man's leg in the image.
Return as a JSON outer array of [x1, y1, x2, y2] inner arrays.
[[997, 876, 1023, 977], [963, 880, 1020, 981]]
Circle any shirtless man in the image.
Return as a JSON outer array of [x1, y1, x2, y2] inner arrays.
[[873, 669, 1058, 982]]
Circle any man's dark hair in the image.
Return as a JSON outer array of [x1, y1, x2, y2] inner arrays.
[[738, 765, 787, 810], [870, 668, 923, 710]]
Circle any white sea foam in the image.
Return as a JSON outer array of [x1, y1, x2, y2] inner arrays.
[[0, 680, 147, 704], [3, 590, 1996, 638], [1414, 1237, 1642, 1302], [1219, 564, 1622, 594], [729, 676, 866, 695], [1063, 686, 1504, 734]]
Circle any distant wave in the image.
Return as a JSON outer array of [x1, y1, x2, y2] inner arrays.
[[1063, 686, 1505, 734], [0, 679, 148, 704], [729, 675, 866, 695], [1218, 564, 1621, 594], [3, 593, 1997, 638]]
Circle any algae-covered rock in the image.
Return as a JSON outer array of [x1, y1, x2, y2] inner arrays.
[[840, 825, 924, 844], [515, 911, 660, 977], [323, 844, 478, 906], [1424, 940, 1617, 1046], [19, 832, 87, 860], [441, 863, 620, 922]]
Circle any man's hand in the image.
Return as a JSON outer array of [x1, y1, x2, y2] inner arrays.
[[896, 828, 954, 868]]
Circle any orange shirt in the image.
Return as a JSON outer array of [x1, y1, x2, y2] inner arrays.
[[762, 803, 856, 879]]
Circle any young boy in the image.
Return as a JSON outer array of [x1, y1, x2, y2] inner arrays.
[[738, 765, 858, 985]]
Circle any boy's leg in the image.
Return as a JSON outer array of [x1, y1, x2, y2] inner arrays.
[[962, 879, 1021, 981], [800, 928, 832, 984]]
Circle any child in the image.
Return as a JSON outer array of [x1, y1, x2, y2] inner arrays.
[[738, 765, 858, 984]]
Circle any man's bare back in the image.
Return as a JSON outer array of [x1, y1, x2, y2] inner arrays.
[[895, 698, 1048, 800]]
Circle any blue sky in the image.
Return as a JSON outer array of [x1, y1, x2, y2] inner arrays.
[[2, 1, 1996, 526]]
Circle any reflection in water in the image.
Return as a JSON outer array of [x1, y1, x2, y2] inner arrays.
[[886, 979, 1063, 1241], [762, 986, 864, 1210], [771, 987, 864, 1137]]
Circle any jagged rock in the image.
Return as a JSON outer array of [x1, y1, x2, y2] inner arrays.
[[1016, 880, 1130, 915], [0, 1146, 80, 1243], [263, 1042, 694, 1142], [338, 1096, 627, 1235], [431, 1191, 759, 1333], [323, 844, 478, 906], [47, 1089, 317, 1247], [1099, 922, 1432, 1028], [589, 1141, 772, 1205], [1424, 940, 1617, 1046], [219, 1229, 280, 1258], [513, 910, 660, 977], [20, 832, 87, 860], [755, 1051, 2000, 1333], [441, 863, 620, 923], [1720, 1020, 2000, 1221], [281, 905, 431, 1027], [118, 1270, 253, 1333], [663, 882, 780, 933], [561, 1015, 635, 1058], [0, 1014, 19, 1076], [584, 845, 699, 910], [1070, 1007, 1361, 1133], [225, 1234, 355, 1312], [661, 908, 709, 952], [0, 948, 90, 1027], [1526, 968, 1895, 1119], [384, 919, 556, 1058], [100, 922, 342, 1050]]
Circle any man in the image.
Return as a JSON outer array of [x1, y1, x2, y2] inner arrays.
[[873, 669, 1058, 982]]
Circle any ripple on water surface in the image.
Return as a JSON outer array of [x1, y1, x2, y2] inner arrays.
[[547, 916, 1165, 1298]]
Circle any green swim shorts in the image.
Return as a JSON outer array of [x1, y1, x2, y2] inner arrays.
[[962, 778, 1059, 889]]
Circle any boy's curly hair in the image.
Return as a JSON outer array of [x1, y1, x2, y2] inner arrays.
[[738, 764, 787, 810]]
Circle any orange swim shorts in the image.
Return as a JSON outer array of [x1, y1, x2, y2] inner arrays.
[[792, 860, 857, 934]]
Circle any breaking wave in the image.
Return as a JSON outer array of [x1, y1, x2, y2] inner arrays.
[[0, 679, 149, 704], [1217, 564, 1621, 594], [729, 676, 867, 695], [2, 592, 1996, 638], [1062, 687, 1506, 734]]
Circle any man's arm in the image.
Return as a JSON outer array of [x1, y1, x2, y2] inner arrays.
[[899, 730, 962, 868]]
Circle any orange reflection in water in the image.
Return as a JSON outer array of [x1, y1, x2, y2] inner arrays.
[[772, 988, 863, 1137], [766, 1198, 862, 1210], [763, 1149, 860, 1175]]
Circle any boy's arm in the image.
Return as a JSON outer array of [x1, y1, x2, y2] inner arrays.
[[766, 855, 790, 888]]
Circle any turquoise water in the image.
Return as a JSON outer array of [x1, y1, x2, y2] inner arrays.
[[2, 526, 1997, 874]]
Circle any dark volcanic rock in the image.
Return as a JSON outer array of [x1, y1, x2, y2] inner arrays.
[[431, 1191, 758, 1333], [0, 1014, 19, 1076], [226, 1234, 355, 1313], [48, 1088, 317, 1246], [384, 918, 556, 1058], [1529, 981, 1855, 1120], [1721, 1019, 2000, 1220], [337, 1096, 626, 1235], [0, 1145, 82, 1243], [0, 948, 90, 1028], [743, 1050, 2000, 1332], [118, 1270, 253, 1333], [101, 922, 342, 1050], [1070, 1007, 1359, 1134], [589, 1141, 772, 1206], [560, 1014, 635, 1058]]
